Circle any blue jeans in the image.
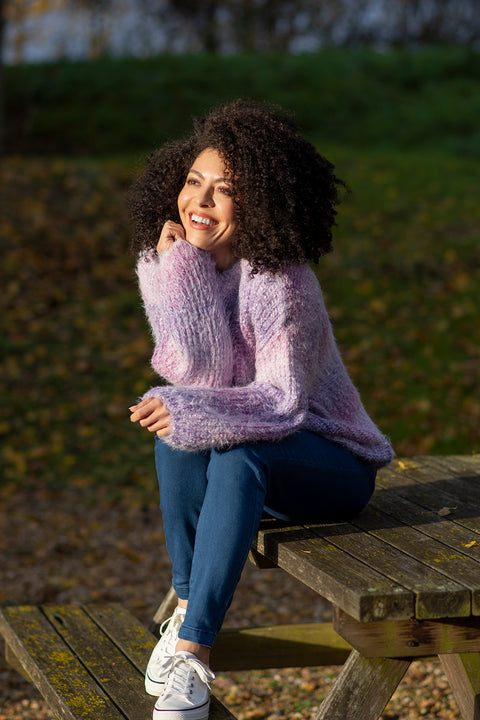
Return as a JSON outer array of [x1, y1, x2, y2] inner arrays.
[[154, 430, 376, 648]]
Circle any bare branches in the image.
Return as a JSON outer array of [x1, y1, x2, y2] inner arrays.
[[2, 0, 480, 64]]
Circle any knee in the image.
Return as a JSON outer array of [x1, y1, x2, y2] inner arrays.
[[155, 438, 209, 499], [208, 446, 267, 494]]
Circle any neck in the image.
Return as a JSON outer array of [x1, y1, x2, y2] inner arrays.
[[212, 248, 236, 272]]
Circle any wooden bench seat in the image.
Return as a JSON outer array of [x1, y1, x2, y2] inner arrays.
[[0, 603, 237, 720]]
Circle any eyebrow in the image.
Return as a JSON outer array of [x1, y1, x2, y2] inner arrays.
[[189, 169, 230, 184]]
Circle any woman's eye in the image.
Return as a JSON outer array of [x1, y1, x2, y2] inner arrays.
[[218, 186, 232, 195]]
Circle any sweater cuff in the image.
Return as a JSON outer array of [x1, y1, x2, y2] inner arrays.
[[150, 239, 216, 273], [140, 385, 199, 449], [137, 240, 216, 303]]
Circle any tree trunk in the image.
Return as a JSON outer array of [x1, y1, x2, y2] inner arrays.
[[204, 0, 218, 53], [0, 0, 5, 155]]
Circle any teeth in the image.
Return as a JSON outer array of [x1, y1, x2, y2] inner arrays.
[[191, 214, 216, 226]]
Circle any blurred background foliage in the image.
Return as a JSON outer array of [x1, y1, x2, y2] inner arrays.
[[4, 47, 480, 156], [1, 1, 479, 494]]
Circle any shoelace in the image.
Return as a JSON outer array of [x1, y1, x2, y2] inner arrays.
[[160, 612, 184, 637], [153, 612, 185, 661], [160, 653, 215, 698]]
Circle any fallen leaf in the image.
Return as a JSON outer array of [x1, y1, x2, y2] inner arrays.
[[437, 507, 456, 517], [397, 460, 420, 470]]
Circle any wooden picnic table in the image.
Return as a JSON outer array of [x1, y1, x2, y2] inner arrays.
[[250, 454, 480, 719], [1, 454, 480, 720]]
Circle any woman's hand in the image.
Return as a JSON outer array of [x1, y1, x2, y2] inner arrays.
[[157, 220, 186, 254], [129, 397, 172, 438]]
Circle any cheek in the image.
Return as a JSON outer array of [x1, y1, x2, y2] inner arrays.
[[222, 201, 236, 228], [177, 188, 189, 215]]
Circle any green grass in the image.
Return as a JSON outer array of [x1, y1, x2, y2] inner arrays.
[[1, 144, 478, 493], [323, 146, 479, 457], [5, 46, 480, 156]]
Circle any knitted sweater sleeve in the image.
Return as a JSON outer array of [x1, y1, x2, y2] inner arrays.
[[136, 240, 233, 388], [142, 263, 322, 450]]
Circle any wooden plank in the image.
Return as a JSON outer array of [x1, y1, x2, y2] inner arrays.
[[386, 456, 480, 513], [450, 455, 480, 469], [378, 459, 480, 535], [369, 489, 480, 613], [371, 484, 480, 558], [426, 455, 480, 485], [386, 455, 480, 479], [434, 455, 480, 470], [212, 622, 351, 671], [439, 652, 480, 720], [84, 604, 156, 674], [352, 505, 475, 618], [5, 642, 33, 682], [446, 455, 480, 475], [85, 604, 237, 720], [248, 547, 278, 569], [334, 608, 480, 658], [314, 649, 411, 720], [43, 605, 155, 720], [426, 455, 480, 517], [0, 606, 125, 720], [151, 586, 178, 633], [209, 696, 238, 720], [253, 522, 414, 622], [310, 519, 469, 620]]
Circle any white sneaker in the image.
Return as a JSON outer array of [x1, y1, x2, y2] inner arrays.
[[145, 607, 186, 695], [152, 651, 215, 720]]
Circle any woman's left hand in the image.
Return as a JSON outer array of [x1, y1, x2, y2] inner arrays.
[[129, 397, 171, 437]]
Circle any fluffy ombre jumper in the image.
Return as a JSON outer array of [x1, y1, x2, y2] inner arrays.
[[137, 240, 394, 468]]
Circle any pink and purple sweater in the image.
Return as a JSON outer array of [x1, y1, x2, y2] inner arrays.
[[137, 239, 394, 468]]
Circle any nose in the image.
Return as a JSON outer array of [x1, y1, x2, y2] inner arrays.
[[197, 184, 215, 207]]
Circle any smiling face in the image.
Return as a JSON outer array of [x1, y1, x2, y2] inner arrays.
[[177, 148, 237, 270]]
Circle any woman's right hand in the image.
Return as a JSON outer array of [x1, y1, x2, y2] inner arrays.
[[157, 220, 186, 254]]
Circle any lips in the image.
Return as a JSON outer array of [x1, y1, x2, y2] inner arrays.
[[189, 212, 218, 228]]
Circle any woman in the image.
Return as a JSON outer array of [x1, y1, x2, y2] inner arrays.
[[129, 99, 394, 720]]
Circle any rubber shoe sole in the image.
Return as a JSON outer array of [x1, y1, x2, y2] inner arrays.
[[152, 698, 210, 720]]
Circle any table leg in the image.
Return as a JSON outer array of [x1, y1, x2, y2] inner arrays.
[[314, 649, 411, 720], [150, 585, 178, 634], [440, 653, 480, 720]]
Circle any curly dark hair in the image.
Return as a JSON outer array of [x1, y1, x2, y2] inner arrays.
[[128, 99, 346, 274]]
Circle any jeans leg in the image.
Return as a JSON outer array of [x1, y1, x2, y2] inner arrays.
[[178, 446, 268, 648], [154, 437, 210, 600], [176, 432, 375, 647]]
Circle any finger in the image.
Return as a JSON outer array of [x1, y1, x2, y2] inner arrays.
[[157, 221, 185, 253], [129, 403, 151, 422], [129, 398, 164, 422], [129, 401, 146, 414], [145, 416, 171, 433], [139, 410, 169, 428], [138, 402, 169, 425], [129, 397, 153, 411], [138, 405, 168, 424]]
